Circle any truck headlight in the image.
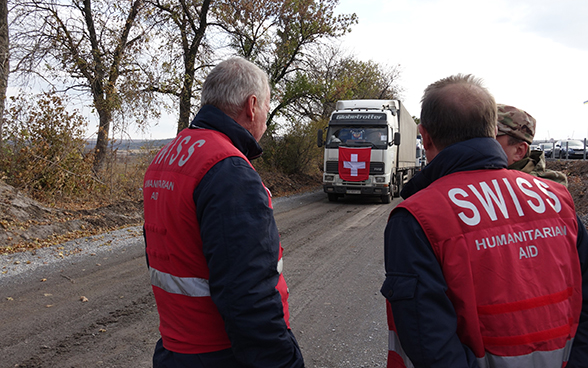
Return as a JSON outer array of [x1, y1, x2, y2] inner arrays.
[[375, 177, 386, 183], [325, 175, 335, 181]]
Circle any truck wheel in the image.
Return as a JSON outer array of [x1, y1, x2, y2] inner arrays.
[[381, 192, 392, 204], [393, 173, 403, 197], [327, 193, 339, 202]]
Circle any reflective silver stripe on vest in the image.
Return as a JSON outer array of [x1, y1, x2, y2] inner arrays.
[[391, 328, 574, 368], [150, 267, 210, 297], [388, 330, 415, 368], [476, 338, 574, 368], [277, 258, 283, 275]]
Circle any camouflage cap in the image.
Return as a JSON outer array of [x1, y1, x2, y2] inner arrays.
[[496, 104, 536, 145]]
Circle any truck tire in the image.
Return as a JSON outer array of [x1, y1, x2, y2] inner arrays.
[[327, 193, 339, 202], [381, 192, 392, 204], [393, 173, 403, 198]]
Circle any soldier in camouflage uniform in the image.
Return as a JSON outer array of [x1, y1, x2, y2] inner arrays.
[[496, 103, 568, 186]]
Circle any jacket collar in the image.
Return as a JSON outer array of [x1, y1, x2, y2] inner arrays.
[[188, 104, 263, 160], [509, 149, 545, 172], [401, 138, 508, 199]]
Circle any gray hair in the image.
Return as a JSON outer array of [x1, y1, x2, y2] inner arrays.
[[201, 57, 269, 119], [420, 74, 496, 150]]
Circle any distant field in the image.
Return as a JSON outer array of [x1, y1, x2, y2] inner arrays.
[[85, 138, 173, 152]]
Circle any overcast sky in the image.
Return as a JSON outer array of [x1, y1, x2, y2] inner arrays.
[[140, 0, 588, 142], [334, 0, 588, 142]]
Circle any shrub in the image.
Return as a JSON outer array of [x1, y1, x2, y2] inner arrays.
[[0, 92, 159, 208], [99, 140, 160, 202], [258, 118, 325, 176], [0, 92, 98, 205]]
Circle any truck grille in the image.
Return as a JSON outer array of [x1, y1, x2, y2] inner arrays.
[[325, 161, 384, 175]]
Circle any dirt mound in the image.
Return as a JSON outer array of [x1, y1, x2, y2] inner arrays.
[[259, 170, 322, 198], [546, 160, 588, 220], [0, 171, 322, 254], [0, 180, 144, 253]]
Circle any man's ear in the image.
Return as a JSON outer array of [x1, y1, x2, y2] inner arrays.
[[419, 125, 433, 151], [419, 124, 439, 161], [245, 94, 257, 121], [513, 142, 529, 162]]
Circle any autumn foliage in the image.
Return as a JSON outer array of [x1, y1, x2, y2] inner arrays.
[[0, 93, 151, 208]]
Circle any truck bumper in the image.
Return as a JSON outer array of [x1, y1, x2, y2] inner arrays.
[[323, 184, 390, 196]]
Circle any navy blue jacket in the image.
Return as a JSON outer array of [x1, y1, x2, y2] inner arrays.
[[381, 138, 588, 367], [152, 105, 304, 368]]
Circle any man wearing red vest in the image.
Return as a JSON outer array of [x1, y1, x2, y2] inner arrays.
[[381, 74, 588, 367], [143, 57, 305, 367]]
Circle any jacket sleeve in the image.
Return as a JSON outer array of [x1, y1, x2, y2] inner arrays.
[[381, 208, 479, 368], [568, 215, 588, 367], [194, 156, 304, 368]]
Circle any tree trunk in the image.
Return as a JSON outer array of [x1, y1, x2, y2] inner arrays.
[[0, 0, 8, 148], [174, 0, 211, 134], [93, 100, 112, 173], [177, 43, 199, 133], [85, 0, 143, 172], [177, 62, 194, 133]]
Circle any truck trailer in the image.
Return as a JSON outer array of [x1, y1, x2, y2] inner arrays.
[[317, 99, 420, 203]]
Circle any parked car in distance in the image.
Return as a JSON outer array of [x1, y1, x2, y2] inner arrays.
[[554, 140, 586, 159], [540, 143, 554, 158], [530, 144, 541, 151]]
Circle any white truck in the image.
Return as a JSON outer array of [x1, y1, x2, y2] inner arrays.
[[317, 99, 420, 203]]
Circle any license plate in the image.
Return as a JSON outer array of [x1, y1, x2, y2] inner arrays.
[[346, 189, 361, 194]]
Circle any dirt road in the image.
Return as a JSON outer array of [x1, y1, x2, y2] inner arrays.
[[1, 190, 397, 368]]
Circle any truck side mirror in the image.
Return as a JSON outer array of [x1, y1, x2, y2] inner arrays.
[[393, 132, 401, 146], [317, 129, 323, 147]]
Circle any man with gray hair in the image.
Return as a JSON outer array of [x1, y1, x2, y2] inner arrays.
[[496, 103, 567, 186], [381, 74, 588, 368], [143, 57, 305, 367]]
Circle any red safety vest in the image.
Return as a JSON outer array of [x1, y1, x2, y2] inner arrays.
[[388, 169, 582, 368], [143, 128, 290, 354]]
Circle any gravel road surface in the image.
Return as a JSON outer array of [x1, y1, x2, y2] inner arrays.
[[0, 190, 398, 368]]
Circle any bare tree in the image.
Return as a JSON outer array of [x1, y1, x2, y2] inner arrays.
[[10, 0, 148, 171], [213, 0, 279, 61], [0, 0, 8, 148], [145, 0, 212, 134], [279, 43, 403, 129], [214, 0, 357, 133], [260, 44, 404, 176]]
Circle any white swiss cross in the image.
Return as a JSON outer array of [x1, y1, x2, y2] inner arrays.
[[344, 154, 366, 176]]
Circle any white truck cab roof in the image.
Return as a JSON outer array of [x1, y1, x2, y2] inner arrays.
[[335, 100, 399, 112]]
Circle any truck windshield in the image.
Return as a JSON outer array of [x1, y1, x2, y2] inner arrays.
[[325, 126, 388, 149]]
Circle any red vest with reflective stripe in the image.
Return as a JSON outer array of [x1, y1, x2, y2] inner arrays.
[[143, 128, 290, 354], [394, 169, 582, 366]]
